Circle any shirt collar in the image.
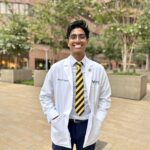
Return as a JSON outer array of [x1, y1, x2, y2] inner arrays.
[[69, 55, 86, 67]]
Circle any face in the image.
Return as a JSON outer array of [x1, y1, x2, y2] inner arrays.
[[68, 28, 88, 57]]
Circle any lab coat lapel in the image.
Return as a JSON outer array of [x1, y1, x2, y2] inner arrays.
[[64, 57, 73, 87], [85, 58, 93, 100]]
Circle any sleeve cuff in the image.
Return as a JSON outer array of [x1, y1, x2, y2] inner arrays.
[[47, 111, 59, 123]]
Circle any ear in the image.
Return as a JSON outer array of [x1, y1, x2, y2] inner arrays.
[[86, 39, 89, 44], [67, 40, 70, 48]]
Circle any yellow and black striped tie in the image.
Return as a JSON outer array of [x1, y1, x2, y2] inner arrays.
[[75, 62, 85, 116]]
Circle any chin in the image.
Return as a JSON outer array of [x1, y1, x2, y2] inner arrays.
[[73, 48, 84, 52], [74, 50, 83, 54]]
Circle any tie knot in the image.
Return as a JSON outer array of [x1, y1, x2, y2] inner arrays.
[[76, 62, 82, 68]]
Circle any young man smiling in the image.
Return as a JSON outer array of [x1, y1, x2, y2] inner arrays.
[[39, 20, 111, 150]]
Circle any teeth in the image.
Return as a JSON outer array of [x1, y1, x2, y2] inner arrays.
[[74, 45, 81, 48]]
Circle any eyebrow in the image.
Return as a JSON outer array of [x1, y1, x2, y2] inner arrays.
[[70, 33, 86, 36]]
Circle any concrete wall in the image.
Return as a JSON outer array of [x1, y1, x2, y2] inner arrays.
[[1, 69, 33, 83], [141, 72, 150, 83], [136, 70, 150, 83], [34, 70, 47, 87], [108, 74, 147, 100]]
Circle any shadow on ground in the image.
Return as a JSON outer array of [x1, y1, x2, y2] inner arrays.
[[95, 140, 111, 150]]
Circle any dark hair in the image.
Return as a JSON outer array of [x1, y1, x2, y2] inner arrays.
[[66, 20, 90, 39]]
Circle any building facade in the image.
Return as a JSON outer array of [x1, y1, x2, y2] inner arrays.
[[0, 0, 71, 70], [29, 44, 70, 70], [0, 0, 113, 71]]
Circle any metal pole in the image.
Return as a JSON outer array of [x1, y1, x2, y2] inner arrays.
[[45, 49, 48, 70]]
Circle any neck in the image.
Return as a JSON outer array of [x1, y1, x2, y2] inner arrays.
[[72, 53, 85, 61]]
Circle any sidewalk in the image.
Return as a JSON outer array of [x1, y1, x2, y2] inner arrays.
[[0, 82, 150, 150]]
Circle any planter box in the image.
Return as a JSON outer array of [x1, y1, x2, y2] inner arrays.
[[144, 72, 150, 82], [1, 69, 33, 83], [108, 74, 147, 100], [138, 71, 150, 82], [34, 70, 48, 87]]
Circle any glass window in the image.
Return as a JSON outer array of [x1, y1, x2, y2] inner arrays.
[[0, 2, 6, 14], [0, 2, 30, 15], [13, 3, 19, 14], [19, 4, 25, 15], [24, 4, 29, 15]]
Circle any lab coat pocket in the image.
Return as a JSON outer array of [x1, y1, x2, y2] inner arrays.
[[86, 115, 102, 145], [51, 115, 61, 124], [51, 114, 70, 145]]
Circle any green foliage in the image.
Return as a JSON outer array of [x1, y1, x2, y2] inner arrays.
[[86, 35, 103, 59], [15, 79, 34, 86], [100, 33, 122, 61], [30, 0, 150, 71], [0, 14, 31, 55], [112, 71, 140, 76], [92, 0, 150, 72], [136, 1, 150, 54], [31, 0, 101, 50]]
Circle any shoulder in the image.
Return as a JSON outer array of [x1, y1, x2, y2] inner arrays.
[[52, 59, 65, 68], [46, 58, 67, 77], [50, 57, 68, 71], [87, 58, 105, 71]]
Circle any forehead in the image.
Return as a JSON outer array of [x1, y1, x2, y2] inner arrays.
[[70, 28, 85, 35]]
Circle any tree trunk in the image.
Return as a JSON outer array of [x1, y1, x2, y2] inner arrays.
[[127, 43, 134, 72], [148, 52, 150, 71], [14, 56, 18, 69], [145, 54, 149, 71], [122, 36, 127, 72]]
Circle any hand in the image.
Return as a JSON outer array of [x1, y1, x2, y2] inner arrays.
[[52, 115, 59, 120]]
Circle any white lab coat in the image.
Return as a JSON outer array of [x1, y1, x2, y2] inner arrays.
[[39, 56, 111, 148]]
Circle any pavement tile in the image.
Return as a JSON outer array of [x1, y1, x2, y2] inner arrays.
[[0, 82, 150, 150]]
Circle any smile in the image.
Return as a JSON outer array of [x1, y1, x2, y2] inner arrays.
[[74, 45, 82, 48]]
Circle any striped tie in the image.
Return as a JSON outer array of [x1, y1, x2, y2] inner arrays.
[[75, 62, 85, 116]]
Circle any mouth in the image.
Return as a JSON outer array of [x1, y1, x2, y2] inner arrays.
[[73, 44, 82, 49]]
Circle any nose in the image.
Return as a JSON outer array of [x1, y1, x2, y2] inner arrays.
[[75, 36, 81, 42]]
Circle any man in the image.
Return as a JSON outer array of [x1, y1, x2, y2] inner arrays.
[[39, 20, 111, 150]]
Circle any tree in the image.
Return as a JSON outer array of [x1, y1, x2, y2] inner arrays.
[[86, 36, 103, 60], [136, 1, 150, 70], [92, 0, 149, 72], [101, 33, 122, 68], [31, 0, 150, 72], [31, 0, 103, 63], [0, 13, 31, 69]]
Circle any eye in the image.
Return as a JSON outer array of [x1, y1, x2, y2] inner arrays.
[[79, 34, 86, 39], [69, 34, 86, 40], [69, 35, 76, 40]]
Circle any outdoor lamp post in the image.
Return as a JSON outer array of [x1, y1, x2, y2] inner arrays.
[[45, 48, 48, 71]]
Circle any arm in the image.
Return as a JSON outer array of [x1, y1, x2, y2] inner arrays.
[[39, 66, 59, 123], [96, 67, 111, 122]]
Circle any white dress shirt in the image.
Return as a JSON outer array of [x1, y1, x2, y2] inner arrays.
[[69, 55, 91, 120]]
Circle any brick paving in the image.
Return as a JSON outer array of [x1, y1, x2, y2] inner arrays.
[[0, 82, 150, 150]]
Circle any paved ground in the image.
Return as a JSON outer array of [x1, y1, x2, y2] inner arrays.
[[0, 82, 150, 150]]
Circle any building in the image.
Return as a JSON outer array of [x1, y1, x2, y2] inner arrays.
[[0, 0, 71, 70], [0, 0, 35, 15], [0, 0, 35, 69], [0, 0, 113, 71], [29, 44, 70, 70]]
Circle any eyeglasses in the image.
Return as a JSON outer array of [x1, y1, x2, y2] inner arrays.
[[69, 34, 87, 40]]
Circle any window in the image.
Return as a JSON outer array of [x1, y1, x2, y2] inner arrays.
[[0, 2, 7, 14], [20, 4, 25, 15], [0, 2, 30, 15], [24, 4, 29, 15], [13, 3, 19, 14]]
